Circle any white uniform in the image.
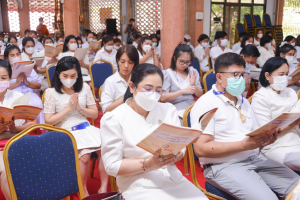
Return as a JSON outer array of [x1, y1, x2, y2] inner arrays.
[[209, 45, 233, 68], [194, 44, 210, 72], [257, 47, 275, 68], [93, 47, 118, 71]]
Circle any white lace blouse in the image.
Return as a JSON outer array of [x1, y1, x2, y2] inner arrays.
[[44, 83, 96, 130]]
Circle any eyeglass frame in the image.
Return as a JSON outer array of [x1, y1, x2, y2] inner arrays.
[[219, 71, 250, 79], [134, 84, 165, 95]]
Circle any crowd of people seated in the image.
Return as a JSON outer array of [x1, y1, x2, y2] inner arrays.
[[0, 17, 300, 200]]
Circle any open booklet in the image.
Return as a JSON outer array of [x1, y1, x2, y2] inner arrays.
[[89, 40, 101, 51], [12, 61, 35, 79], [45, 44, 63, 57], [0, 92, 42, 122], [31, 57, 44, 69], [289, 68, 300, 77], [246, 112, 300, 136], [70, 126, 101, 150], [74, 48, 88, 61], [136, 108, 218, 155]]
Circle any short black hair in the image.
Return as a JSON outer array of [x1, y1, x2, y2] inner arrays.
[[240, 44, 260, 58], [239, 32, 247, 38], [129, 18, 135, 22], [113, 38, 121, 44], [197, 34, 209, 43], [265, 31, 273, 37], [52, 56, 83, 94], [116, 45, 139, 70], [215, 31, 228, 40], [63, 35, 77, 52], [259, 57, 288, 87], [276, 44, 296, 57], [0, 59, 12, 78], [24, 29, 30, 34], [101, 35, 114, 47], [215, 53, 245, 73], [134, 34, 141, 40], [30, 30, 37, 35], [22, 37, 35, 52], [241, 34, 254, 48], [284, 35, 295, 42], [260, 35, 272, 47]]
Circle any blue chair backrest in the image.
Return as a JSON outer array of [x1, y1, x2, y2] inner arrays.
[[187, 112, 191, 127], [236, 23, 245, 35], [90, 62, 114, 88], [192, 57, 201, 76], [206, 73, 216, 91], [263, 14, 272, 26], [209, 57, 213, 69], [245, 14, 253, 28], [254, 15, 262, 27], [48, 65, 56, 87], [7, 131, 79, 199]]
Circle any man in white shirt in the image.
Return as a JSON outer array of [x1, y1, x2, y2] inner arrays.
[[18, 29, 30, 47], [184, 34, 195, 52], [191, 53, 298, 199], [19, 30, 44, 52], [209, 31, 232, 68], [232, 32, 247, 52], [240, 44, 261, 81]]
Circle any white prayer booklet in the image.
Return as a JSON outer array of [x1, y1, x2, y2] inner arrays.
[[12, 61, 35, 79], [70, 126, 101, 150], [74, 48, 88, 61], [289, 68, 300, 77], [11, 92, 31, 108]]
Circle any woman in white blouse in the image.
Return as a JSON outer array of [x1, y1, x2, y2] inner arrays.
[[254, 29, 263, 47], [0, 59, 36, 200], [44, 56, 108, 196], [100, 63, 208, 200], [100, 45, 139, 113], [252, 57, 300, 171], [235, 34, 254, 55], [161, 44, 203, 121], [57, 35, 91, 82], [257, 35, 275, 68], [137, 36, 161, 68], [194, 34, 210, 73]]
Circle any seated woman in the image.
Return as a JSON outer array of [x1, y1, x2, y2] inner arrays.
[[252, 57, 300, 171], [44, 56, 109, 196], [82, 32, 98, 60], [254, 29, 263, 47], [235, 34, 254, 54], [113, 38, 121, 51], [257, 35, 275, 68], [281, 35, 296, 47], [57, 35, 91, 82], [4, 44, 44, 124], [0, 59, 36, 200], [194, 34, 211, 73], [160, 44, 203, 122], [1, 36, 19, 54], [150, 34, 161, 59], [75, 36, 83, 48], [137, 36, 161, 68], [100, 45, 139, 113], [93, 35, 118, 71], [132, 34, 141, 48], [100, 63, 208, 200], [276, 44, 300, 92]]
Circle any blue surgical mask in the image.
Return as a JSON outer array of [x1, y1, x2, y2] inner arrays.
[[152, 43, 157, 47], [245, 63, 253, 71], [88, 38, 93, 43], [222, 76, 245, 96], [4, 38, 8, 43]]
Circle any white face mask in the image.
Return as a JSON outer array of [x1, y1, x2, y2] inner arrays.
[[88, 38, 93, 43], [245, 42, 253, 46], [60, 78, 77, 88], [45, 43, 54, 47], [69, 43, 77, 51], [257, 34, 263, 38], [114, 45, 120, 50], [134, 90, 161, 111], [265, 43, 272, 49], [118, 36, 122, 40], [10, 56, 21, 66], [0, 81, 10, 93], [285, 56, 294, 63], [220, 39, 228, 47], [291, 42, 296, 46], [270, 75, 288, 91], [105, 45, 114, 51], [25, 47, 35, 54], [201, 42, 208, 48], [143, 45, 152, 52], [78, 44, 82, 48], [58, 42, 64, 45]]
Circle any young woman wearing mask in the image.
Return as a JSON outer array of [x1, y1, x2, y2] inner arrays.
[[100, 63, 208, 200], [1, 35, 9, 55], [194, 34, 211, 73], [57, 35, 91, 82], [75, 36, 83, 48], [100, 45, 139, 113], [252, 57, 300, 171], [44, 56, 108, 196], [113, 38, 122, 51], [257, 35, 275, 68], [93, 35, 118, 71], [4, 44, 44, 124], [0, 59, 37, 200], [82, 32, 98, 60], [254, 29, 263, 47], [1, 36, 19, 55], [235, 34, 254, 54], [137, 36, 160, 68], [150, 34, 161, 59], [281, 36, 296, 47], [160, 44, 203, 123]]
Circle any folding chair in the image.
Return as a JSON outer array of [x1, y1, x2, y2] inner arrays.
[[235, 23, 245, 43], [263, 13, 283, 45], [244, 14, 257, 35], [3, 124, 85, 200], [203, 69, 216, 93], [208, 56, 213, 70], [46, 62, 57, 87], [192, 56, 204, 84]]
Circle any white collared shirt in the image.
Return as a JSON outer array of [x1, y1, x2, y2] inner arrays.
[[232, 41, 241, 52], [93, 47, 118, 71], [254, 38, 260, 47], [252, 86, 300, 152], [190, 84, 259, 165], [100, 72, 127, 113], [194, 44, 209, 72], [209, 45, 233, 68], [138, 50, 154, 65], [257, 47, 275, 68], [132, 41, 138, 48]]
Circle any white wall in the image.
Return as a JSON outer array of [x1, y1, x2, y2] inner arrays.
[[266, 0, 275, 24]]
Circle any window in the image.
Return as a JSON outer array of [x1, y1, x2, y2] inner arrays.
[[211, 0, 265, 47], [282, 0, 300, 38], [7, 0, 20, 32]]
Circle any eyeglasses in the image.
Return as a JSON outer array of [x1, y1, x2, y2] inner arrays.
[[219, 72, 250, 79], [137, 85, 164, 95], [177, 60, 191, 66]]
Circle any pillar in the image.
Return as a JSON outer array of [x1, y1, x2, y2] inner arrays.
[[276, 0, 285, 25], [63, 0, 79, 36], [188, 0, 204, 47], [161, 0, 185, 69], [18, 0, 30, 36]]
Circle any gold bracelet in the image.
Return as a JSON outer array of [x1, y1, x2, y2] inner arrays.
[[141, 159, 147, 172]]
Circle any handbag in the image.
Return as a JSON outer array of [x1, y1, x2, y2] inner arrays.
[[82, 192, 123, 200]]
